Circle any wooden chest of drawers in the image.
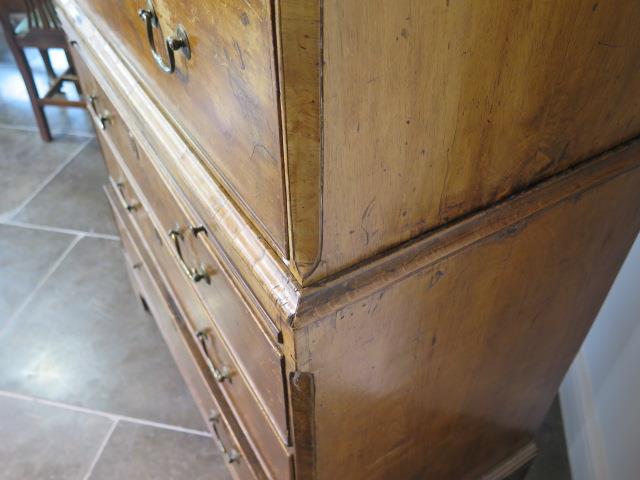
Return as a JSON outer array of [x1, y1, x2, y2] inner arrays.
[[58, 0, 640, 478]]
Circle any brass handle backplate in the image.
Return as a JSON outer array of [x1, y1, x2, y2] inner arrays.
[[168, 226, 209, 283], [87, 94, 110, 130], [208, 411, 241, 463], [138, 0, 190, 74], [113, 179, 138, 212], [87, 94, 98, 115], [196, 329, 231, 383]]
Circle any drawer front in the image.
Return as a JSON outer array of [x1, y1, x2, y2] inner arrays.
[[66, 39, 95, 93], [136, 211, 293, 480], [102, 123, 288, 443], [107, 186, 265, 480], [62, 19, 137, 166], [75, 0, 287, 256], [97, 136, 140, 216], [85, 81, 141, 168], [102, 140, 292, 479], [98, 111, 292, 478]]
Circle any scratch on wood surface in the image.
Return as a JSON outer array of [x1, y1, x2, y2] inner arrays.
[[361, 198, 377, 245], [233, 39, 246, 70], [249, 143, 278, 165], [597, 41, 622, 48], [428, 269, 445, 288]]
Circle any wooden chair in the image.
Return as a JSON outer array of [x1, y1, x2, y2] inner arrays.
[[0, 0, 84, 141]]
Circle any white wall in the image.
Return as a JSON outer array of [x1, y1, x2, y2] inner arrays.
[[560, 233, 640, 480]]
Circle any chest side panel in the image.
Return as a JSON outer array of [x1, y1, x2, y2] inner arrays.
[[316, 0, 640, 280]]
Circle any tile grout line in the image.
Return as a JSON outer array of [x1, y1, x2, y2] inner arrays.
[[83, 418, 118, 480], [0, 136, 92, 223], [0, 122, 95, 139], [0, 234, 83, 336], [0, 389, 211, 438], [0, 219, 120, 241]]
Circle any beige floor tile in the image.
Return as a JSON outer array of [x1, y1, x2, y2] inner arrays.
[[0, 128, 86, 218], [0, 237, 204, 431], [13, 139, 117, 235], [0, 395, 112, 480], [89, 422, 231, 480], [0, 224, 74, 321]]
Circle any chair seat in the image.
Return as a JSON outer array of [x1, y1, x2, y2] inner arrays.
[[0, 0, 85, 141], [13, 12, 67, 48], [15, 28, 67, 48]]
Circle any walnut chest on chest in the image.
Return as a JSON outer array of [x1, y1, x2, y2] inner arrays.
[[56, 0, 640, 478]]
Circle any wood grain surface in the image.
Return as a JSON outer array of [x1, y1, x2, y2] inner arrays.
[[67, 0, 640, 287], [77, 0, 288, 256], [311, 0, 640, 281], [57, 1, 640, 478], [292, 142, 640, 479], [275, 0, 323, 280]]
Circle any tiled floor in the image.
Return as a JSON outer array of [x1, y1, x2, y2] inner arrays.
[[0, 29, 571, 480], [0, 33, 230, 480]]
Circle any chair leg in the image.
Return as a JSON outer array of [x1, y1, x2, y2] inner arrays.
[[64, 47, 83, 96], [39, 48, 56, 79], [0, 15, 53, 141], [13, 46, 52, 141], [63, 47, 73, 71], [34, 104, 52, 142]]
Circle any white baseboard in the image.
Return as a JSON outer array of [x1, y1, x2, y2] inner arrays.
[[559, 351, 610, 480]]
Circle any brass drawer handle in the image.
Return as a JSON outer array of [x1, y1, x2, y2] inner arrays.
[[196, 329, 231, 383], [113, 179, 138, 212], [168, 226, 210, 283], [87, 94, 98, 115], [97, 113, 110, 131], [208, 411, 241, 464], [138, 0, 190, 74], [87, 94, 110, 130]]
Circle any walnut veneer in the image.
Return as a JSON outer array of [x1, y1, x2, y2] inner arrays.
[[57, 0, 640, 478]]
